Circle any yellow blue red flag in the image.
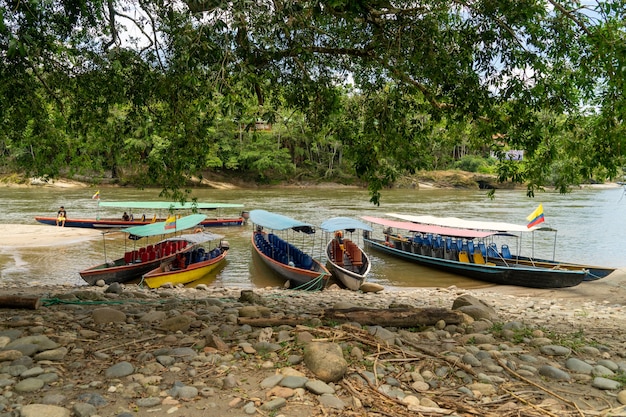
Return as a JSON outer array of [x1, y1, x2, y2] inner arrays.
[[92, 190, 100, 200], [164, 215, 177, 230], [526, 204, 545, 228]]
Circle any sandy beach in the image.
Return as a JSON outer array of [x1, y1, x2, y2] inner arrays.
[[0, 224, 102, 248]]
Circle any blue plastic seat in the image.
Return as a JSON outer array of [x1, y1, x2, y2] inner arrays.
[[478, 242, 486, 257], [501, 244, 512, 259], [487, 243, 499, 258]]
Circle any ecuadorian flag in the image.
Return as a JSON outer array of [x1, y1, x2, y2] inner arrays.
[[164, 215, 177, 230], [526, 204, 545, 228]]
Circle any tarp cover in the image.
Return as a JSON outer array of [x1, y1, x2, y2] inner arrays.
[[321, 217, 372, 233], [164, 232, 224, 245], [386, 213, 553, 233], [249, 210, 314, 233], [99, 201, 243, 210], [124, 214, 207, 238], [361, 216, 495, 239]]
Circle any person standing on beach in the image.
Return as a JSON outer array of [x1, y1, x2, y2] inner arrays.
[[56, 206, 67, 227]]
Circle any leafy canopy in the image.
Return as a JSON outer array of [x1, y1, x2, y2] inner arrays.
[[1, 0, 624, 203]]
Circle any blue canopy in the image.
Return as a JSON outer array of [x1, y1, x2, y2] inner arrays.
[[249, 210, 315, 233], [123, 214, 207, 238], [321, 217, 372, 233]]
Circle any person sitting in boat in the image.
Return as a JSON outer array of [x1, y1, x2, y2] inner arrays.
[[122, 212, 130, 221], [335, 231, 345, 252], [56, 206, 67, 227]]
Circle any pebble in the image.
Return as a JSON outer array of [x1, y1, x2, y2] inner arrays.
[[0, 284, 625, 416]]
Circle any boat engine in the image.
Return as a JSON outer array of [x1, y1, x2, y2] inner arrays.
[[220, 240, 230, 251]]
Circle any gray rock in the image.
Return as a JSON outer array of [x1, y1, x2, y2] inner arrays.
[[136, 397, 161, 407], [304, 342, 348, 383], [160, 315, 193, 332], [592, 377, 622, 390], [76, 393, 108, 407], [538, 365, 571, 380], [539, 345, 571, 356], [565, 358, 593, 374], [305, 379, 335, 395], [368, 326, 396, 343], [139, 310, 167, 323], [462, 353, 482, 367], [20, 366, 45, 378], [598, 359, 619, 372], [34, 346, 68, 361], [92, 308, 127, 324], [173, 386, 198, 399], [105, 282, 123, 294], [260, 374, 283, 389], [592, 365, 615, 377], [104, 361, 135, 378], [20, 404, 70, 417], [318, 393, 346, 409], [260, 398, 286, 411], [5, 335, 59, 352], [280, 375, 308, 388], [73, 402, 97, 417], [14, 377, 44, 392]]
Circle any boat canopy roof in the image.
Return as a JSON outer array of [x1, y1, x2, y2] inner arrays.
[[386, 213, 555, 233], [99, 201, 243, 210], [321, 217, 372, 233], [361, 216, 495, 239], [249, 210, 315, 234], [124, 214, 207, 238], [164, 231, 224, 244]]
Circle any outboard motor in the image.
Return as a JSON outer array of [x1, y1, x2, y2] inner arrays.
[[220, 240, 230, 252]]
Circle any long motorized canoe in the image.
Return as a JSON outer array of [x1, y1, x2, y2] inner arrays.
[[36, 201, 247, 229], [249, 210, 330, 290], [385, 213, 616, 281], [361, 215, 591, 289], [320, 217, 372, 291], [142, 232, 229, 288], [79, 214, 207, 285]]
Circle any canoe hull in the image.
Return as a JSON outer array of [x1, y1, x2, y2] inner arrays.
[[35, 216, 244, 229], [251, 232, 329, 289], [325, 240, 371, 291], [143, 251, 227, 288], [365, 238, 585, 289], [79, 242, 192, 285]]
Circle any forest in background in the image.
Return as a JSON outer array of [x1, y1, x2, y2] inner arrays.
[[1, 0, 624, 203]]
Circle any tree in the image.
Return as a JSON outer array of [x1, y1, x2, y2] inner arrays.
[[1, 0, 624, 203]]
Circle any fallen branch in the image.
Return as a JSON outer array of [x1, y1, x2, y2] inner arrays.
[[323, 307, 465, 327], [0, 295, 41, 310]]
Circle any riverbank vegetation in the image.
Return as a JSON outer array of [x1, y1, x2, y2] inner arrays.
[[1, 1, 624, 203]]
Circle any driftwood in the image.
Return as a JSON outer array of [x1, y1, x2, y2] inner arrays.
[[0, 296, 41, 310], [237, 307, 465, 328], [237, 317, 312, 327], [323, 307, 465, 327]]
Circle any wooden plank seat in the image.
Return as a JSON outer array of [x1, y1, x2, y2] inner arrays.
[[331, 239, 344, 266], [345, 240, 363, 266]]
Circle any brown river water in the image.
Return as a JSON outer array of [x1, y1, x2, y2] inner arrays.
[[1, 184, 625, 289]]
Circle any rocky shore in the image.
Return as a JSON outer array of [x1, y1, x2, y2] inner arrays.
[[2, 281, 626, 417]]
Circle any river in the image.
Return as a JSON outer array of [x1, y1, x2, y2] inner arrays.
[[1, 184, 625, 289]]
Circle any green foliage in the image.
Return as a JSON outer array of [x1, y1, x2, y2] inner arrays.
[[453, 156, 495, 174], [0, 0, 624, 201]]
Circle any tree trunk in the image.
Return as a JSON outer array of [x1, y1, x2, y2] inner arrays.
[[237, 307, 465, 328], [323, 307, 465, 327], [0, 296, 41, 310]]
